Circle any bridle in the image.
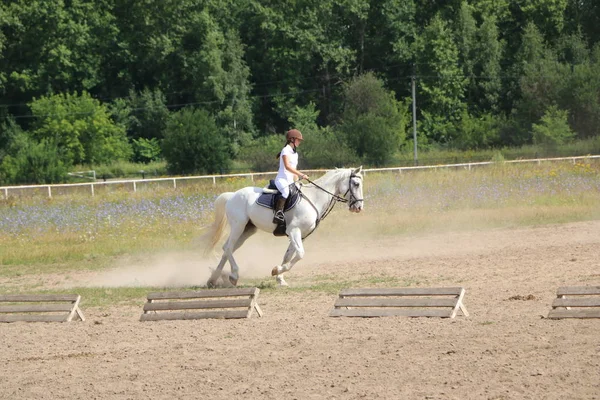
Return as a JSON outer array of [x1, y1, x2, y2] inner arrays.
[[343, 173, 364, 209], [299, 172, 363, 239], [305, 173, 363, 207]]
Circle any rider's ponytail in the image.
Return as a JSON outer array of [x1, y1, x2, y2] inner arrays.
[[276, 139, 294, 159]]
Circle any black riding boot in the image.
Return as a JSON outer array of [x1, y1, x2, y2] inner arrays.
[[272, 197, 286, 225]]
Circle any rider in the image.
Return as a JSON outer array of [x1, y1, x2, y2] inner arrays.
[[273, 129, 309, 226]]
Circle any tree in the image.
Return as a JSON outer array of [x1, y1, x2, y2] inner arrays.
[[475, 14, 503, 113], [414, 13, 467, 143], [457, 2, 478, 96], [340, 73, 407, 166], [242, 0, 364, 131], [513, 23, 570, 144], [0, 3, 6, 95], [455, 7, 504, 114], [162, 108, 230, 175], [1, 0, 117, 106], [125, 88, 170, 141], [563, 45, 600, 138], [363, 0, 417, 101], [210, 30, 255, 156], [517, 0, 568, 42], [29, 91, 132, 165], [565, 0, 600, 46]]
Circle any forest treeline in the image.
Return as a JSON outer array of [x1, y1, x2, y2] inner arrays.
[[1, 0, 600, 184]]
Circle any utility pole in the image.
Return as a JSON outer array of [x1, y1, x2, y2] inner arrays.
[[411, 64, 418, 165]]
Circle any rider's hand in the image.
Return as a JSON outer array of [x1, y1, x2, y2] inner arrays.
[[302, 174, 309, 180]]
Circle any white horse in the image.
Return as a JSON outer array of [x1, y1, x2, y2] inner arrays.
[[205, 166, 364, 287]]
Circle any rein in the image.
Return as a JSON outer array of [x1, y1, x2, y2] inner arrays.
[[305, 179, 347, 203]]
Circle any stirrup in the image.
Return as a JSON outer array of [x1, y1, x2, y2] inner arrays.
[[273, 210, 285, 224]]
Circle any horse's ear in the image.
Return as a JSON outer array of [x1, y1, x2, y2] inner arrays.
[[353, 166, 363, 175]]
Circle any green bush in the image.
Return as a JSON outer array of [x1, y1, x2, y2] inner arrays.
[[340, 73, 407, 166], [132, 137, 162, 163], [0, 136, 68, 184], [453, 111, 503, 150], [285, 102, 358, 169], [532, 106, 575, 149], [29, 91, 132, 165], [236, 135, 282, 172], [301, 127, 358, 169], [162, 108, 231, 175]]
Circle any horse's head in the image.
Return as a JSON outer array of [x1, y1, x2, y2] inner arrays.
[[342, 166, 364, 213]]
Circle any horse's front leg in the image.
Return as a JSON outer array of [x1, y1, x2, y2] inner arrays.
[[271, 228, 305, 287], [271, 242, 296, 287]]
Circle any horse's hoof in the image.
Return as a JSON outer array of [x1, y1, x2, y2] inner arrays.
[[207, 280, 217, 288], [276, 276, 289, 287], [229, 275, 238, 286], [271, 266, 280, 276]]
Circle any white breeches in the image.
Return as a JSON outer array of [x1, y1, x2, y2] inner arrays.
[[275, 178, 292, 198]]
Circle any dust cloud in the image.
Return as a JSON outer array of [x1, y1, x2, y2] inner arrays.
[[84, 232, 291, 288], [80, 209, 477, 288]]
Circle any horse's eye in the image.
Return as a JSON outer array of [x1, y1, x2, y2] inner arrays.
[[352, 181, 359, 187]]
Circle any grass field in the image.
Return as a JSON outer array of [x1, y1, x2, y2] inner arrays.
[[1, 159, 599, 305]]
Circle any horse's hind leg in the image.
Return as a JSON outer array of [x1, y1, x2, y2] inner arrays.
[[207, 222, 253, 288], [207, 254, 228, 288], [234, 222, 257, 252], [223, 221, 256, 286]]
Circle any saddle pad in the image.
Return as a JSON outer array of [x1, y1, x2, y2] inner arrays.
[[256, 191, 301, 211]]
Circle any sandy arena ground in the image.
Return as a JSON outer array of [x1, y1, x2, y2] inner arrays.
[[1, 219, 599, 400]]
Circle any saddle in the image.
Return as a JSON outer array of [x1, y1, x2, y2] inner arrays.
[[256, 180, 301, 212]]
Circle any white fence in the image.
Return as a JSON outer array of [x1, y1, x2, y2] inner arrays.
[[1, 155, 599, 199]]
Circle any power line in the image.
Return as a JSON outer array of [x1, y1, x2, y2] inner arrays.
[[0, 59, 533, 109], [0, 68, 570, 119]]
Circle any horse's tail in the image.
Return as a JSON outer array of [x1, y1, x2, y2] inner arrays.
[[205, 192, 235, 255]]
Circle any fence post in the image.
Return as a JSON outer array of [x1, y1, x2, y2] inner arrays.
[[47, 186, 52, 198], [91, 184, 94, 197], [212, 176, 216, 186], [173, 179, 177, 189], [133, 181, 137, 192]]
